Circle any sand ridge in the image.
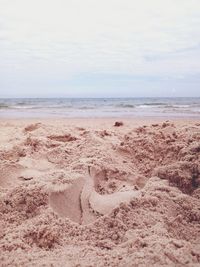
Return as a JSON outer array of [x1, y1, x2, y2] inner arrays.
[[0, 118, 200, 266]]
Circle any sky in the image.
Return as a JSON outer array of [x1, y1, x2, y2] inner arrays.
[[0, 0, 200, 98]]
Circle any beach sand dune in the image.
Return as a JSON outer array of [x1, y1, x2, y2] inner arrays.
[[0, 118, 200, 266]]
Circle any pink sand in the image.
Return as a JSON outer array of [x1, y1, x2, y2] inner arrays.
[[0, 118, 200, 266]]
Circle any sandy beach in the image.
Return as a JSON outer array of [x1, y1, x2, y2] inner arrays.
[[0, 117, 200, 266], [1, 0, 200, 265]]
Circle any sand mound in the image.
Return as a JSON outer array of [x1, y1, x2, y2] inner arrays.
[[24, 123, 41, 132], [154, 161, 200, 194], [0, 146, 26, 162], [48, 134, 77, 142], [115, 122, 200, 191], [46, 147, 69, 164], [0, 119, 199, 266]]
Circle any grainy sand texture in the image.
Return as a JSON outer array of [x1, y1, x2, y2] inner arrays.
[[0, 118, 200, 266]]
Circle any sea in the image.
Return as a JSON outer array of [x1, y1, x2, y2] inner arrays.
[[0, 97, 200, 118]]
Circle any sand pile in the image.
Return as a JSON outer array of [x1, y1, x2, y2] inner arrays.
[[0, 119, 199, 266]]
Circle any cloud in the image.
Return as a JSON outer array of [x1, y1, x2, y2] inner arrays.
[[0, 0, 200, 96]]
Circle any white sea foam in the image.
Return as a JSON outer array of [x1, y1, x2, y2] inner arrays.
[[0, 97, 200, 118]]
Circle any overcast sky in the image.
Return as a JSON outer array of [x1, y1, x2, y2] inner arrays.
[[0, 0, 200, 97]]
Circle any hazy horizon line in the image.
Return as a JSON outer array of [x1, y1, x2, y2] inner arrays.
[[1, 96, 200, 99]]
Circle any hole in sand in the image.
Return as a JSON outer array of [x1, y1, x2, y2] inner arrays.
[[49, 167, 140, 225], [49, 177, 85, 224]]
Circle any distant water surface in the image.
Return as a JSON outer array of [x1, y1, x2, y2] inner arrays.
[[0, 97, 200, 118]]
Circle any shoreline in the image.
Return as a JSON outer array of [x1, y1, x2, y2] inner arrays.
[[0, 115, 199, 121], [1, 96, 200, 120]]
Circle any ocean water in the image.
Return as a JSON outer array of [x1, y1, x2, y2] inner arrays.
[[0, 97, 200, 118]]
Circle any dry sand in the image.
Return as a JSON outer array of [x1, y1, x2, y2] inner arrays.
[[0, 117, 200, 266]]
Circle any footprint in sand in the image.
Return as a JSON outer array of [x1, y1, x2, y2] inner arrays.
[[49, 167, 140, 225]]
